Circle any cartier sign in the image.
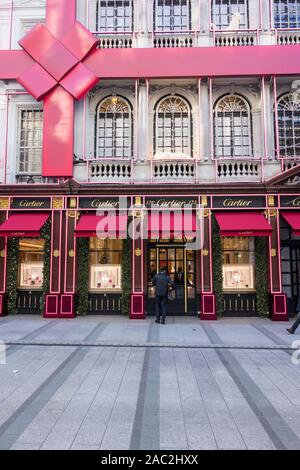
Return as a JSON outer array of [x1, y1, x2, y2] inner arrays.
[[145, 198, 197, 208], [213, 196, 266, 209], [281, 196, 300, 207], [79, 198, 126, 209], [11, 198, 51, 209]]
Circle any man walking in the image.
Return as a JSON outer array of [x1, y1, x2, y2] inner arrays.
[[152, 267, 174, 324], [287, 295, 300, 334]]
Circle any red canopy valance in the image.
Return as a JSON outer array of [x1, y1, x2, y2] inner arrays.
[[281, 211, 300, 236], [0, 212, 49, 237], [75, 213, 128, 238], [214, 211, 272, 237]]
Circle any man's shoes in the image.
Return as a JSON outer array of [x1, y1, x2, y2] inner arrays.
[[287, 328, 294, 334], [161, 320, 165, 324], [155, 320, 160, 324]]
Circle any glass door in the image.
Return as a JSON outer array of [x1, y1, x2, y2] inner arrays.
[[148, 243, 196, 315]]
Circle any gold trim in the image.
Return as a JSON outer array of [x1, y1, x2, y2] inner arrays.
[[268, 195, 275, 207], [68, 249, 75, 258], [135, 196, 142, 206], [53, 249, 60, 258], [0, 249, 5, 258], [271, 248, 277, 257], [202, 249, 209, 257], [201, 196, 208, 207], [135, 248, 142, 257], [67, 210, 76, 219], [52, 197, 64, 210], [69, 197, 77, 209], [268, 209, 277, 217], [203, 209, 210, 218], [0, 198, 9, 210]]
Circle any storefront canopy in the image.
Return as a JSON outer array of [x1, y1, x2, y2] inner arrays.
[[148, 211, 198, 238], [214, 211, 272, 237], [281, 211, 300, 236], [0, 212, 49, 237], [74, 213, 128, 238]]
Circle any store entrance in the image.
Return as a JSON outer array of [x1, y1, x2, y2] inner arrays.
[[147, 242, 197, 315]]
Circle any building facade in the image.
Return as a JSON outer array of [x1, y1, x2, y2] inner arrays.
[[0, 0, 300, 319]]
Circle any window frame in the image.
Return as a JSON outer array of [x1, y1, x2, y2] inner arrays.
[[213, 94, 253, 159], [276, 92, 300, 158], [153, 94, 193, 158], [211, 0, 250, 30], [273, 0, 300, 30], [17, 107, 43, 176], [96, 0, 134, 33], [153, 0, 192, 33], [95, 95, 133, 159]]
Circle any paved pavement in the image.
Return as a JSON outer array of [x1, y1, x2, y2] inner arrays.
[[0, 315, 300, 450]]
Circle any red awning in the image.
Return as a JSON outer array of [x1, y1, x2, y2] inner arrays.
[[75, 213, 128, 238], [148, 211, 198, 238], [0, 212, 49, 237], [281, 211, 300, 236], [214, 211, 272, 237]]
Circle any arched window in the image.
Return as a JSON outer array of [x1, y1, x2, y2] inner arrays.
[[214, 95, 252, 158], [96, 96, 132, 158], [277, 93, 300, 157], [96, 0, 133, 32], [154, 0, 191, 32], [154, 95, 192, 157], [211, 0, 249, 30], [273, 0, 300, 29]]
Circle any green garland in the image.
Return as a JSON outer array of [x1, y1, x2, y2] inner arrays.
[[40, 219, 51, 314], [255, 237, 269, 317], [76, 237, 89, 316], [7, 238, 19, 314], [121, 232, 132, 316], [212, 214, 224, 316]]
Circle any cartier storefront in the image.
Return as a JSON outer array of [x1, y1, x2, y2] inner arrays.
[[0, 188, 298, 321]]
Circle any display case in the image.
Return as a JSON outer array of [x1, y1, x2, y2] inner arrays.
[[89, 264, 121, 290], [223, 264, 255, 291], [19, 262, 43, 288]]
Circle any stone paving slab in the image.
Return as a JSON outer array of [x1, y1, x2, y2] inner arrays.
[[0, 315, 300, 450]]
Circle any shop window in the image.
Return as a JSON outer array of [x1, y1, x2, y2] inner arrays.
[[154, 0, 191, 32], [154, 95, 193, 158], [277, 93, 300, 158], [96, 96, 133, 159], [96, 0, 133, 32], [273, 0, 300, 29], [214, 94, 252, 158], [18, 239, 45, 289], [89, 238, 123, 291], [222, 237, 255, 290], [17, 108, 43, 176], [211, 0, 249, 30]]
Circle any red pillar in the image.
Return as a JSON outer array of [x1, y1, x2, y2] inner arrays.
[[130, 197, 145, 319], [200, 202, 217, 320]]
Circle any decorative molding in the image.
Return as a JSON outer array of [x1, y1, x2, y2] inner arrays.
[[53, 250, 60, 258], [52, 197, 64, 210], [68, 249, 75, 258], [135, 248, 142, 257], [202, 249, 209, 257], [0, 198, 9, 210]]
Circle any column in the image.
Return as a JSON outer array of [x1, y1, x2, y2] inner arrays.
[[130, 196, 146, 319], [0, 201, 8, 315], [267, 196, 288, 321]]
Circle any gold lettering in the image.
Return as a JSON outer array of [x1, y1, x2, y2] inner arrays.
[[223, 199, 252, 207], [19, 200, 45, 208]]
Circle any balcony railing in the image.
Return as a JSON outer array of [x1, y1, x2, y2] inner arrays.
[[89, 160, 132, 182], [276, 30, 300, 45], [217, 160, 261, 180], [213, 30, 259, 47], [153, 33, 194, 48], [152, 160, 196, 182], [95, 33, 134, 48]]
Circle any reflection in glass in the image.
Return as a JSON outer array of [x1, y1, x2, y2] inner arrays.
[[18, 239, 44, 288]]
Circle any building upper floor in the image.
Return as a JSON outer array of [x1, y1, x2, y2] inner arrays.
[[2, 0, 300, 49], [1, 75, 300, 185]]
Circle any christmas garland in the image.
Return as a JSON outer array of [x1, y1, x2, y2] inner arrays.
[[121, 231, 132, 316], [40, 219, 51, 314], [255, 237, 269, 317], [212, 214, 224, 316], [7, 238, 19, 314], [76, 237, 89, 316]]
